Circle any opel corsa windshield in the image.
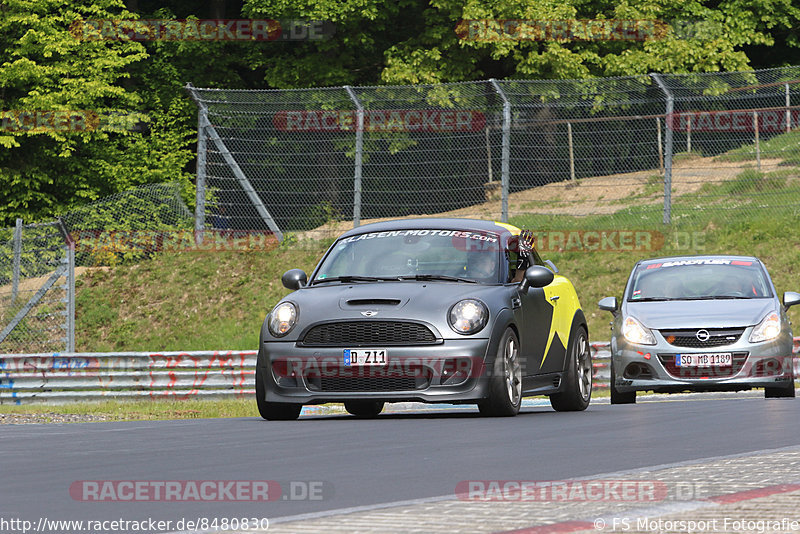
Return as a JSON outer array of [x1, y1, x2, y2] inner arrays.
[[628, 258, 772, 301], [313, 229, 501, 283]]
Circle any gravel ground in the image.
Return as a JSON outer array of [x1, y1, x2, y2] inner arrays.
[[0, 412, 112, 424]]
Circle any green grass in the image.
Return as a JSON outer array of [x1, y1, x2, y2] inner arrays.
[[74, 237, 333, 351], [672, 149, 704, 163], [509, 207, 800, 338], [68, 127, 800, 352], [717, 128, 800, 162], [0, 398, 259, 420], [64, 127, 800, 374], [695, 168, 790, 197], [68, 207, 800, 354]]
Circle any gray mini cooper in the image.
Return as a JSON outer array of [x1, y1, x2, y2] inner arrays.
[[600, 255, 799, 403], [256, 218, 592, 420]]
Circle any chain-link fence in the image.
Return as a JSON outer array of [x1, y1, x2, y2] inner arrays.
[[0, 220, 74, 353], [187, 66, 800, 237], [0, 183, 193, 354], [62, 182, 193, 266]]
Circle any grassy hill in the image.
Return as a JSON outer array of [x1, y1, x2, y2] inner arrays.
[[74, 211, 800, 351], [75, 130, 800, 350], [75, 239, 332, 351]]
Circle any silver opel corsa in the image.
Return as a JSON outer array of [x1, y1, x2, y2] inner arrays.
[[599, 255, 799, 403]]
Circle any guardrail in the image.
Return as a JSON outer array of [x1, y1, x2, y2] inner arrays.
[[0, 351, 256, 404], [1, 342, 798, 404]]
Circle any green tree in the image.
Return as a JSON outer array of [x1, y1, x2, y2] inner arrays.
[[378, 0, 800, 84], [0, 0, 194, 226]]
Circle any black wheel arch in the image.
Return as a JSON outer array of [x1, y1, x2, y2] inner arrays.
[[571, 309, 588, 339], [487, 307, 518, 359], [564, 309, 589, 373]]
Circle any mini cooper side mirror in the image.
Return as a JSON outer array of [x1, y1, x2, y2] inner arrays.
[[598, 296, 619, 315], [520, 265, 554, 291], [282, 269, 307, 290], [783, 291, 800, 310]]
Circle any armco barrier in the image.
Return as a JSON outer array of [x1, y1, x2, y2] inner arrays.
[[0, 342, 798, 404], [0, 350, 256, 404]]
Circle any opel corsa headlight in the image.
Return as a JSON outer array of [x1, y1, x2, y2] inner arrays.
[[749, 312, 781, 343], [449, 299, 488, 335], [622, 316, 656, 345], [268, 302, 298, 337]]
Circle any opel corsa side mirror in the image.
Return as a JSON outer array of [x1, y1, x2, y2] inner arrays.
[[282, 269, 307, 290], [783, 291, 800, 310], [598, 296, 619, 316]]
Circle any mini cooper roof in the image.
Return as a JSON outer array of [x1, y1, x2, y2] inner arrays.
[[338, 218, 519, 239]]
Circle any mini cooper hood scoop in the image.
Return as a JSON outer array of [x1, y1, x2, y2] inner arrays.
[[626, 299, 775, 329], [340, 297, 406, 309]]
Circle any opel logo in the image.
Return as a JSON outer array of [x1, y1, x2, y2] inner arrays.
[[695, 329, 710, 342], [360, 310, 378, 317]]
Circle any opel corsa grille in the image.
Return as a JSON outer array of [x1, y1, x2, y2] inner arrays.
[[301, 321, 438, 346], [659, 328, 745, 348]]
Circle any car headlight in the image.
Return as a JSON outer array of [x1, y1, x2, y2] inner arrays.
[[268, 302, 298, 337], [749, 312, 781, 343], [622, 316, 656, 345], [449, 299, 488, 335]]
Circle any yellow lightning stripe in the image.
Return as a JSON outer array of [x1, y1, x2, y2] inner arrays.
[[540, 275, 580, 368]]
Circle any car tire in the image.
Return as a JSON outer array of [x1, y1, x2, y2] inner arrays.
[[344, 400, 385, 418], [478, 328, 522, 417], [764, 382, 796, 398], [610, 360, 636, 404], [550, 326, 592, 412], [256, 369, 302, 420]]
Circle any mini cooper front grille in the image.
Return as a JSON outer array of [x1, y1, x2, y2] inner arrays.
[[315, 376, 420, 392], [301, 321, 438, 346], [659, 328, 745, 348], [658, 352, 748, 379], [304, 364, 433, 392]]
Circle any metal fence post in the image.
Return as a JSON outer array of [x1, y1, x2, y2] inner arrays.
[[686, 116, 692, 153], [651, 73, 673, 225], [66, 232, 75, 353], [567, 122, 576, 182], [186, 84, 283, 241], [754, 112, 761, 171], [787, 83, 792, 133], [344, 86, 364, 228], [490, 79, 511, 223], [656, 118, 664, 174], [11, 218, 22, 304], [56, 218, 75, 352], [195, 105, 207, 244]]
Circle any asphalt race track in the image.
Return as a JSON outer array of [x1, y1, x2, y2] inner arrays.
[[2, 395, 799, 533]]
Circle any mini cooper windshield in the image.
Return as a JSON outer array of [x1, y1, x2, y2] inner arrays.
[[312, 229, 502, 284], [628, 258, 772, 301]]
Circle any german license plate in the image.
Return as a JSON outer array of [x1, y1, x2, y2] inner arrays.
[[675, 353, 732, 367], [343, 349, 387, 366]]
